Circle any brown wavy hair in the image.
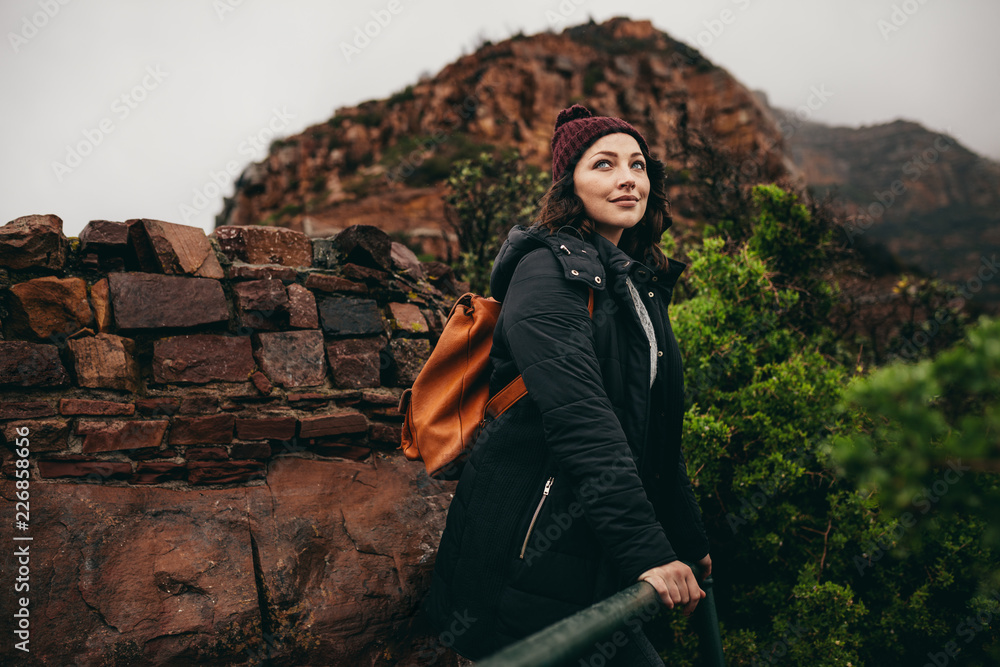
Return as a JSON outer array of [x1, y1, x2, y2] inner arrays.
[[534, 145, 672, 270]]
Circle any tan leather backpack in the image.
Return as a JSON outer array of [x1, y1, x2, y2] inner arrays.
[[399, 290, 593, 479]]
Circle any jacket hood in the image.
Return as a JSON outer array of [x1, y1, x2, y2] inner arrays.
[[490, 225, 686, 302]]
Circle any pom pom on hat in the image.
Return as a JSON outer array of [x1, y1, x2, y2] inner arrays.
[[549, 104, 650, 182], [554, 104, 593, 131]]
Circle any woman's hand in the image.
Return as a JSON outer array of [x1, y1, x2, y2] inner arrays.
[[638, 560, 705, 616]]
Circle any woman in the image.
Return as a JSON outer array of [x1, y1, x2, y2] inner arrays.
[[426, 105, 711, 665]]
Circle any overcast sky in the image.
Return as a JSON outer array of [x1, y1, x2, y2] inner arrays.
[[2, 0, 998, 237]]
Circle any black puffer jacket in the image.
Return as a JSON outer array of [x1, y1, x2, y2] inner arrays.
[[426, 225, 709, 659]]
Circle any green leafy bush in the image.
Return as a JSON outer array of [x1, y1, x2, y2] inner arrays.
[[657, 187, 1000, 665]]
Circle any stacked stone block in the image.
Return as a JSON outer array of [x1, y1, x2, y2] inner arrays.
[[0, 214, 457, 487]]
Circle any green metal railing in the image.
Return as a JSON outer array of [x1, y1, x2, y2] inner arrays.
[[477, 564, 725, 667]]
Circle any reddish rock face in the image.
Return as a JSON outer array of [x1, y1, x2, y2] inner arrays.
[[178, 396, 219, 414], [212, 226, 313, 267], [248, 457, 455, 663], [389, 302, 429, 334], [90, 278, 113, 332], [252, 330, 327, 388], [168, 414, 235, 445], [128, 447, 179, 461], [186, 459, 264, 484], [286, 283, 319, 329], [325, 337, 385, 389], [37, 460, 132, 480], [235, 416, 296, 440], [298, 410, 368, 438], [152, 335, 255, 384], [59, 399, 135, 416], [127, 218, 225, 279], [5, 456, 457, 663], [0, 341, 69, 387], [67, 334, 140, 392], [108, 273, 229, 330], [6, 276, 94, 341], [1, 419, 69, 451], [131, 461, 186, 484], [76, 420, 169, 453], [185, 447, 229, 461], [0, 214, 67, 270], [250, 370, 273, 395], [332, 225, 393, 272], [0, 401, 56, 420]]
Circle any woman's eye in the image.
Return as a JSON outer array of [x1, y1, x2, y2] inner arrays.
[[631, 160, 646, 171], [595, 159, 611, 168]]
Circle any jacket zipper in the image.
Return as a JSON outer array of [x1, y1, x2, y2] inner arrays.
[[519, 477, 554, 559]]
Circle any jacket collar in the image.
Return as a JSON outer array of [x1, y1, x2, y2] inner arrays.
[[490, 225, 686, 299]]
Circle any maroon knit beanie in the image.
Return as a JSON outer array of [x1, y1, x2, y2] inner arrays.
[[550, 104, 650, 182]]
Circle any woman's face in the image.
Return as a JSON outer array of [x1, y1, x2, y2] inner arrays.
[[572, 133, 649, 246]]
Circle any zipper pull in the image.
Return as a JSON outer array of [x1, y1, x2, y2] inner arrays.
[[543, 477, 554, 494]]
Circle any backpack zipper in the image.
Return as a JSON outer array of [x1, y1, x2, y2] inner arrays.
[[519, 477, 554, 559]]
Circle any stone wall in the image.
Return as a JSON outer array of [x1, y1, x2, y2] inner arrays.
[[0, 215, 464, 665]]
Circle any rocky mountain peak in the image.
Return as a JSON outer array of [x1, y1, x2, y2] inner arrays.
[[216, 17, 797, 246]]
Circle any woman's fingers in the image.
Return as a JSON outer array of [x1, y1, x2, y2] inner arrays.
[[665, 578, 683, 607], [682, 570, 704, 616], [639, 561, 705, 615]]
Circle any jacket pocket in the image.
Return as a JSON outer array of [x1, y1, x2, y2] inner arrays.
[[519, 477, 554, 559]]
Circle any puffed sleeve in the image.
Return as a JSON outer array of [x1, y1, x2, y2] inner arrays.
[[500, 249, 678, 583]]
